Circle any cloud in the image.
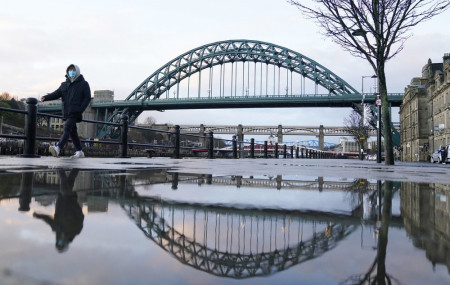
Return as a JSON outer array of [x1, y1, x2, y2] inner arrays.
[[0, 0, 449, 133]]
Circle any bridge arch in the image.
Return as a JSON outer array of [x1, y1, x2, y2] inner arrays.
[[124, 199, 357, 279], [99, 40, 359, 137], [128, 39, 358, 101]]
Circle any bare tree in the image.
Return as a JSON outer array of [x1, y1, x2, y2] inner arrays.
[[288, 0, 450, 165], [0, 92, 12, 101], [143, 116, 156, 126], [344, 108, 371, 159]]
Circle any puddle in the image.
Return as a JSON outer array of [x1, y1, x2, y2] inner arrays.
[[0, 168, 448, 285]]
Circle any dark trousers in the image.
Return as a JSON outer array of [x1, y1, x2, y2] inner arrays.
[[58, 118, 82, 151]]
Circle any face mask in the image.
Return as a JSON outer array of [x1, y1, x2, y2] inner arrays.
[[68, 70, 76, 78]]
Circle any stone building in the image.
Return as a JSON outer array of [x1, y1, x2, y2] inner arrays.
[[400, 54, 450, 161]]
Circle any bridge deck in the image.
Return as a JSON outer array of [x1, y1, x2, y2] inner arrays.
[[37, 93, 403, 112]]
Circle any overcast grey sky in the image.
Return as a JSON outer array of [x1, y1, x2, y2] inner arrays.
[[1, 0, 449, 139]]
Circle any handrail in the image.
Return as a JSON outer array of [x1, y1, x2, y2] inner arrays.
[[0, 98, 347, 159]]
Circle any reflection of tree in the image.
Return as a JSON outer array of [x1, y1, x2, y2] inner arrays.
[[346, 178, 371, 217], [340, 181, 399, 285]]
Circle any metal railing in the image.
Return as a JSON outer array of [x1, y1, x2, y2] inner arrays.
[[0, 98, 344, 159]]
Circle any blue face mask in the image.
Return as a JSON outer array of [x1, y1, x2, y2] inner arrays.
[[68, 70, 76, 78]]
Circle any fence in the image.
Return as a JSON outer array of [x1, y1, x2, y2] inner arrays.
[[0, 98, 341, 159]]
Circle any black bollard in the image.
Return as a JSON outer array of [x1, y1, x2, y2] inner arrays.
[[275, 143, 279, 158], [171, 173, 179, 190], [250, 138, 255, 158], [119, 114, 130, 158], [290, 145, 294, 159], [21, 98, 39, 158], [283, 144, 287, 159]]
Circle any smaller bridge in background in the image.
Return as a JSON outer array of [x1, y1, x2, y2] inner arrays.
[[147, 123, 400, 148]]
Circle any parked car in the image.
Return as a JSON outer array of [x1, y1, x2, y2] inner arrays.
[[430, 145, 450, 163], [431, 149, 441, 163]]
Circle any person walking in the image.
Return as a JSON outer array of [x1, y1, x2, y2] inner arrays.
[[40, 64, 91, 158], [440, 145, 448, 164]]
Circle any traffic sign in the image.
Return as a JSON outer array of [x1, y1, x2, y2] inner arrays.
[[376, 99, 382, 106]]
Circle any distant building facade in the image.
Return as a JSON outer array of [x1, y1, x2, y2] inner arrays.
[[400, 54, 450, 161]]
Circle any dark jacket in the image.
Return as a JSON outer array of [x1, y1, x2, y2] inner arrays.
[[44, 75, 91, 122]]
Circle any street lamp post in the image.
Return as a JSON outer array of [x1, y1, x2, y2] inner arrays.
[[360, 75, 377, 160], [376, 93, 382, 163]]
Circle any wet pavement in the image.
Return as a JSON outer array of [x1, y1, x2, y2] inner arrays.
[[0, 156, 449, 285], [1, 156, 450, 184]]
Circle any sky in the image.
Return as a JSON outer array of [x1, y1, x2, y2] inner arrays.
[[1, 0, 449, 142]]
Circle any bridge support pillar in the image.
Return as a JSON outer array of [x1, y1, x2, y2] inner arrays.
[[318, 177, 324, 192], [236, 176, 242, 188], [276, 175, 282, 190], [232, 135, 238, 159], [200, 124, 206, 147], [237, 124, 244, 142], [237, 124, 244, 158], [207, 131, 214, 159], [318, 125, 324, 151], [277, 125, 283, 144], [264, 141, 268, 159]]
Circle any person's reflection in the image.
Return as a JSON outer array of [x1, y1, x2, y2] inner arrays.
[[33, 169, 84, 253]]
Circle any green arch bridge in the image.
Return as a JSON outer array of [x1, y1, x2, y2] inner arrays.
[[38, 39, 402, 144]]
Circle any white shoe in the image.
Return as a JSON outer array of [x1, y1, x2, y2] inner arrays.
[[71, 150, 85, 158], [49, 145, 60, 157]]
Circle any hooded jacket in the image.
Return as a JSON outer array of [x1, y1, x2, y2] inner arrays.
[[44, 64, 91, 122]]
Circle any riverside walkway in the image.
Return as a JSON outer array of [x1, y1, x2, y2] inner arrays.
[[1, 156, 449, 184]]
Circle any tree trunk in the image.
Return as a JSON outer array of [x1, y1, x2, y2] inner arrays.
[[377, 63, 394, 165]]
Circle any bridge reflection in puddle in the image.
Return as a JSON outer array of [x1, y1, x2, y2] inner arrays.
[[0, 169, 448, 285]]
